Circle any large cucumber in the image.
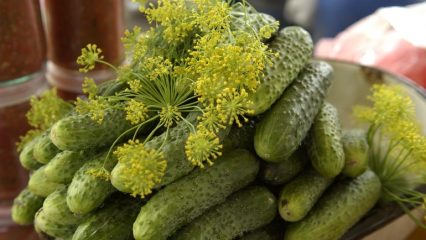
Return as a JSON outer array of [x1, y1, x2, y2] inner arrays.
[[307, 102, 345, 178], [174, 186, 277, 240], [133, 149, 259, 240], [254, 61, 333, 162], [72, 195, 141, 240], [33, 131, 61, 164], [50, 109, 132, 151], [278, 169, 333, 222], [11, 188, 44, 225], [262, 148, 306, 185], [67, 152, 117, 215], [28, 166, 65, 197], [19, 136, 44, 170], [285, 170, 381, 240], [43, 187, 85, 225], [249, 26, 313, 115], [342, 129, 369, 178], [45, 151, 90, 184], [34, 208, 76, 239]]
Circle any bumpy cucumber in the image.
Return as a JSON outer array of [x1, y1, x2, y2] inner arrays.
[[254, 61, 333, 162], [34, 208, 76, 239], [67, 152, 117, 215], [278, 169, 333, 222], [285, 170, 381, 240], [133, 149, 259, 240], [248, 26, 313, 115], [262, 149, 306, 185], [174, 186, 277, 240], [73, 195, 141, 240], [33, 131, 61, 164], [45, 151, 90, 184], [342, 129, 369, 178], [28, 166, 64, 197], [11, 188, 44, 225], [19, 136, 44, 170], [307, 102, 345, 178], [50, 109, 132, 151], [43, 187, 85, 225]]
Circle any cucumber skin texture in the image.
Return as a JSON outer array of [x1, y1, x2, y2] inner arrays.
[[33, 131, 61, 164], [342, 129, 369, 178], [278, 169, 333, 222], [67, 152, 117, 215], [34, 208, 76, 239], [72, 195, 141, 240], [45, 151, 89, 184], [285, 170, 381, 240], [262, 149, 306, 185], [133, 149, 259, 240], [19, 136, 44, 170], [43, 187, 85, 225], [308, 102, 345, 178], [254, 61, 333, 162], [28, 166, 65, 197], [174, 186, 277, 240], [249, 26, 313, 115], [11, 188, 44, 225], [50, 109, 132, 151]]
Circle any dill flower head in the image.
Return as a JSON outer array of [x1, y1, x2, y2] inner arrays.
[[86, 167, 111, 181], [75, 97, 108, 124], [185, 127, 223, 168], [159, 105, 182, 128], [198, 104, 225, 133], [113, 140, 167, 198], [76, 44, 104, 73], [82, 77, 98, 99], [216, 88, 253, 127], [125, 99, 149, 125]]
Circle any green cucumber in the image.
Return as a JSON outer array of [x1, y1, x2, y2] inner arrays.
[[45, 151, 90, 184], [278, 169, 333, 222], [133, 149, 259, 240], [254, 61, 333, 162], [285, 170, 381, 240], [342, 129, 369, 178], [50, 109, 132, 151], [28, 166, 65, 197], [262, 148, 307, 185], [72, 195, 141, 240], [19, 136, 44, 170], [33, 131, 61, 164], [248, 26, 313, 115], [307, 102, 345, 178], [222, 120, 256, 152], [174, 186, 277, 240], [34, 208, 76, 239], [67, 152, 117, 215], [43, 187, 85, 225], [11, 188, 44, 225]]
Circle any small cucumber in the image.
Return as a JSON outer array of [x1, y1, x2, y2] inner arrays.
[[278, 169, 333, 222], [174, 186, 277, 240], [307, 102, 345, 178], [133, 149, 259, 240], [45, 151, 90, 184], [248, 26, 313, 115], [34, 208, 76, 239], [67, 152, 117, 215], [43, 187, 85, 225], [342, 129, 369, 178], [285, 170, 381, 240], [19, 136, 44, 170], [72, 195, 141, 240], [254, 61, 333, 162], [28, 166, 65, 197], [11, 188, 44, 225], [33, 131, 61, 164], [262, 149, 307, 185]]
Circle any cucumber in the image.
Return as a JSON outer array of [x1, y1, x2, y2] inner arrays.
[[28, 166, 65, 197], [248, 26, 313, 115], [33, 131, 61, 164], [45, 151, 90, 184], [285, 170, 381, 240], [11, 188, 44, 225], [254, 61, 333, 162], [342, 129, 369, 178], [222, 120, 256, 153], [239, 221, 283, 240], [174, 186, 277, 240], [133, 149, 259, 240], [34, 208, 76, 239], [307, 102, 345, 178], [50, 109, 132, 151], [43, 187, 85, 225], [67, 152, 117, 215], [19, 136, 44, 170], [72, 195, 141, 240], [262, 148, 306, 185], [278, 169, 333, 222]]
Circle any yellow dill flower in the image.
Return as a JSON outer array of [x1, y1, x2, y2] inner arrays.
[[125, 99, 149, 125], [86, 167, 111, 181], [128, 79, 143, 93], [159, 105, 182, 128], [198, 104, 225, 133], [143, 56, 173, 80], [76, 44, 104, 73], [185, 128, 222, 168], [82, 77, 98, 99], [216, 88, 252, 127], [113, 140, 167, 198], [75, 98, 108, 124], [193, 0, 231, 31], [122, 26, 142, 53]]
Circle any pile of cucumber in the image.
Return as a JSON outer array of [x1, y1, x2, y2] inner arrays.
[[12, 25, 384, 240]]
